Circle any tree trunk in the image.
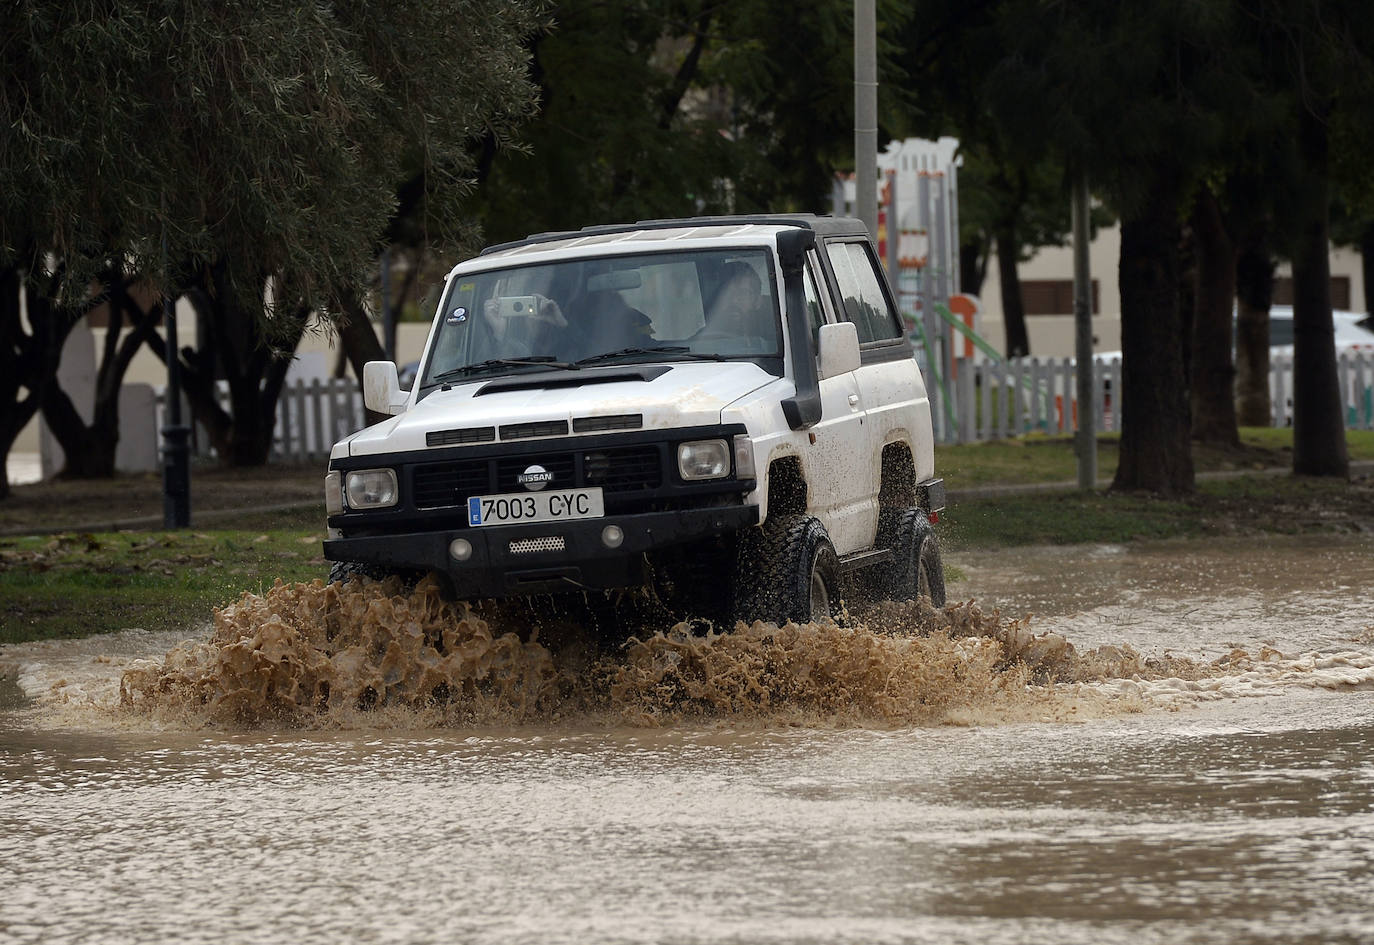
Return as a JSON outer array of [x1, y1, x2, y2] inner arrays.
[[41, 275, 162, 478], [1111, 175, 1194, 495], [994, 225, 1030, 358], [147, 263, 307, 467], [1290, 101, 1348, 477], [335, 291, 386, 380], [41, 385, 118, 478], [959, 233, 989, 298], [1189, 189, 1239, 446], [0, 259, 83, 500], [1233, 232, 1274, 427], [335, 290, 390, 426]]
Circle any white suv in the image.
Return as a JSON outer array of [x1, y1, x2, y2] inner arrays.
[[323, 215, 945, 627]]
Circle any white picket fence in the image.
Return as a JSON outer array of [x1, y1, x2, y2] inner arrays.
[[158, 377, 366, 464], [932, 351, 1374, 443], [155, 352, 1373, 462]]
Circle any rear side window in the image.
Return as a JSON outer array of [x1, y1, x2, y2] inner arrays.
[[824, 241, 902, 343], [803, 263, 826, 350]]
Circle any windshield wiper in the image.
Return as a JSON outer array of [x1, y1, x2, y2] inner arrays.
[[431, 356, 580, 383], [575, 346, 730, 366]]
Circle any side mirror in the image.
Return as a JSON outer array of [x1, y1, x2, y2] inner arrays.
[[817, 322, 861, 379], [363, 361, 408, 416]]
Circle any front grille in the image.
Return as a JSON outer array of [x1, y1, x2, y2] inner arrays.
[[413, 459, 487, 509], [584, 446, 661, 490], [510, 536, 565, 554], [412, 444, 665, 510]]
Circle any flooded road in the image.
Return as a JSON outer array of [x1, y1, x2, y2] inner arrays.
[[3, 533, 1373, 945]]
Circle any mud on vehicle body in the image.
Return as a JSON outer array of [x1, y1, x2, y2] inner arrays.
[[323, 215, 945, 628]]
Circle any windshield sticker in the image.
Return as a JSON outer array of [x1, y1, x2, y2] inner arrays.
[[445, 307, 468, 325]]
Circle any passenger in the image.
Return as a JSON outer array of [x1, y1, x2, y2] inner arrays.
[[477, 293, 568, 357]]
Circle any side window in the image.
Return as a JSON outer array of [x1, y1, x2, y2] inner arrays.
[[803, 263, 826, 351], [825, 241, 902, 343]]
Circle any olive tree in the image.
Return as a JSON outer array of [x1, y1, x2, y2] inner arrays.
[[1, 0, 542, 484]]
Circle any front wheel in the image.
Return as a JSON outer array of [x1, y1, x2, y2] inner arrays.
[[734, 514, 842, 625], [877, 507, 945, 607]]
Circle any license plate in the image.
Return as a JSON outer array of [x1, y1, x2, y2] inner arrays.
[[467, 487, 604, 527]]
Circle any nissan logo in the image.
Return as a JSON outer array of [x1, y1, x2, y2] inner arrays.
[[517, 464, 553, 491]]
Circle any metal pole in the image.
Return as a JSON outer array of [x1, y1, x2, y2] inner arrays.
[[917, 164, 940, 438], [381, 247, 395, 361], [161, 223, 191, 527], [1072, 172, 1097, 490], [855, 0, 878, 240], [885, 167, 900, 282]]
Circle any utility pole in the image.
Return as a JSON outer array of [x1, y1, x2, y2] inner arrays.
[[161, 223, 191, 527], [381, 247, 395, 362], [1072, 172, 1097, 490], [855, 0, 878, 240]]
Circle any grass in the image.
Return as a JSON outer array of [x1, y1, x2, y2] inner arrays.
[[935, 427, 1374, 488], [937, 472, 1374, 550], [0, 527, 326, 644]]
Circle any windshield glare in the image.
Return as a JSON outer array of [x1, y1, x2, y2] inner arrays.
[[420, 249, 781, 387]]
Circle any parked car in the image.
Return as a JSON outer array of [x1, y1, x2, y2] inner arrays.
[[1265, 306, 1374, 356], [1092, 306, 1374, 365]]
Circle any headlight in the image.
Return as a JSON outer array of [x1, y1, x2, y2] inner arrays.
[[344, 468, 398, 509], [677, 439, 730, 480], [325, 471, 343, 515]]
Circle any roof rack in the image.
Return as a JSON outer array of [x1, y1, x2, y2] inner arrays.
[[479, 213, 863, 256]]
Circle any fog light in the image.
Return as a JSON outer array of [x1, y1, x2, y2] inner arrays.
[[449, 538, 473, 561], [601, 524, 625, 549]]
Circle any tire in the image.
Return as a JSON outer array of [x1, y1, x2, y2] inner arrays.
[[734, 514, 842, 625], [328, 559, 393, 585], [876, 507, 946, 607]]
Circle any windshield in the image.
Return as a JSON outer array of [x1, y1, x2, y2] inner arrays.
[[419, 248, 781, 388]]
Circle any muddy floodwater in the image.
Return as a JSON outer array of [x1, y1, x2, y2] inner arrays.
[[3, 533, 1374, 945]]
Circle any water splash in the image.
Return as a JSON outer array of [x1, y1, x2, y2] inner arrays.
[[114, 576, 1226, 729]]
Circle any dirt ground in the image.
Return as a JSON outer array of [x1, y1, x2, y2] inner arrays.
[[0, 463, 324, 534]]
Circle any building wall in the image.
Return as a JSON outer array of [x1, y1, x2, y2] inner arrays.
[[974, 223, 1367, 359]]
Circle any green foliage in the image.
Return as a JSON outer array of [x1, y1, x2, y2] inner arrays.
[[1, 0, 543, 315], [470, 0, 912, 244]]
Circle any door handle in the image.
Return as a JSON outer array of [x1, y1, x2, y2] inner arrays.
[[848, 393, 860, 407]]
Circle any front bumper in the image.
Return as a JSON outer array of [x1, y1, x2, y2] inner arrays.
[[323, 504, 759, 598]]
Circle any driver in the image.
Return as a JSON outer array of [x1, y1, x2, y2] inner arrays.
[[698, 262, 770, 340]]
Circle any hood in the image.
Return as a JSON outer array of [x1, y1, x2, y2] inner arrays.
[[345, 360, 780, 456]]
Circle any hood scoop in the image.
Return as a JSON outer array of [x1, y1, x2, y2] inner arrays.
[[474, 364, 671, 397]]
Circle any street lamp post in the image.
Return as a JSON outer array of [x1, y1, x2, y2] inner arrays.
[[161, 228, 190, 527], [855, 0, 878, 241]]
